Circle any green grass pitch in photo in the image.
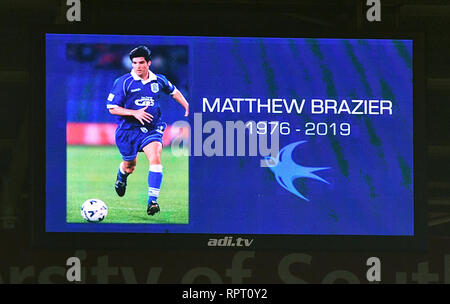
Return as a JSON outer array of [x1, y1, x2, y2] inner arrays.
[[67, 145, 189, 224]]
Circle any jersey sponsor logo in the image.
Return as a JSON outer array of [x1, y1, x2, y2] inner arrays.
[[135, 96, 155, 106], [107, 93, 115, 101], [131, 88, 141, 93], [151, 83, 159, 93]]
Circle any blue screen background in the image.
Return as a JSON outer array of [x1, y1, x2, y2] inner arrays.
[[46, 34, 413, 235]]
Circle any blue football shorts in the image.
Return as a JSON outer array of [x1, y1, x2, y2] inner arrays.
[[115, 122, 167, 161]]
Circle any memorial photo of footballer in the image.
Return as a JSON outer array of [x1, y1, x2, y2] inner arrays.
[[64, 42, 190, 224], [108, 46, 189, 216]]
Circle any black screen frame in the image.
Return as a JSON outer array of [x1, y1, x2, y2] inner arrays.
[[30, 24, 427, 252]]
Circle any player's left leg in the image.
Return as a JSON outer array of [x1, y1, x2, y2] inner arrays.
[[143, 141, 163, 216]]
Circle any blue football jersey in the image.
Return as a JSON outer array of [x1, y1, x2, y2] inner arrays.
[[106, 69, 176, 130]]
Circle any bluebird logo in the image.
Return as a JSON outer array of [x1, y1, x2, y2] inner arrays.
[[151, 83, 159, 93], [263, 141, 330, 201]]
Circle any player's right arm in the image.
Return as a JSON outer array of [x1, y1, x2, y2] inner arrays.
[[106, 77, 153, 125], [109, 106, 153, 125]]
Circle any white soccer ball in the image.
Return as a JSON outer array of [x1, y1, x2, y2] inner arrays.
[[81, 199, 108, 222]]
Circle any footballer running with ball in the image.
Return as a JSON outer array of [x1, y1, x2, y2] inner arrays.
[[106, 46, 189, 216]]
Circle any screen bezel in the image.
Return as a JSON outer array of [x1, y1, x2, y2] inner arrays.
[[31, 25, 427, 251]]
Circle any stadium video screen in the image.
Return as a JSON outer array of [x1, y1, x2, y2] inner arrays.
[[45, 34, 414, 236]]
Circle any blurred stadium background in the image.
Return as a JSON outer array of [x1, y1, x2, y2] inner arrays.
[[65, 43, 189, 147], [65, 43, 189, 224]]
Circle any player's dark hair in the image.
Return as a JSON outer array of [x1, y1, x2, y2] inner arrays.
[[129, 46, 152, 62]]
